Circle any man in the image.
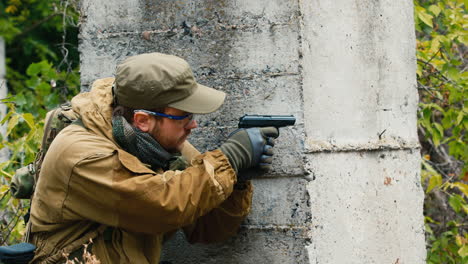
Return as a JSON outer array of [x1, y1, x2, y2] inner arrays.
[[29, 53, 278, 263]]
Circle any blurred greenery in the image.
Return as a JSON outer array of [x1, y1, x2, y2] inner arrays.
[[415, 0, 467, 263], [0, 0, 79, 245]]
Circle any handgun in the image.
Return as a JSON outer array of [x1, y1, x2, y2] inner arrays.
[[238, 114, 296, 128]]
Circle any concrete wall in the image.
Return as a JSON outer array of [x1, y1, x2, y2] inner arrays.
[[300, 1, 425, 263], [79, 0, 426, 263]]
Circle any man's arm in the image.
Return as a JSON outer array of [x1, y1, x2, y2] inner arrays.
[[48, 146, 237, 235], [179, 141, 253, 243], [182, 182, 253, 244]]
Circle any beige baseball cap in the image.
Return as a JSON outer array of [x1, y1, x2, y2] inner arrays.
[[114, 53, 225, 114]]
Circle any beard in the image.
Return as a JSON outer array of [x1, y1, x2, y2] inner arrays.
[[151, 128, 190, 154]]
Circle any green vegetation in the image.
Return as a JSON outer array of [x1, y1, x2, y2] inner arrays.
[[0, 0, 79, 245], [415, 0, 467, 262], [0, 1, 466, 263]]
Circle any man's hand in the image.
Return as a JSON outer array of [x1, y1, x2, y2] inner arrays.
[[220, 127, 279, 178]]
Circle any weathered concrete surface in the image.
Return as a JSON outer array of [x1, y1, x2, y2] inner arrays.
[[79, 0, 425, 263], [79, 0, 305, 177], [300, 0, 426, 263], [300, 0, 419, 152], [161, 227, 309, 264], [306, 150, 425, 263], [161, 178, 311, 263]]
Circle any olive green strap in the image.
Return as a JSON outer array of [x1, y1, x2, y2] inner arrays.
[[72, 118, 85, 128]]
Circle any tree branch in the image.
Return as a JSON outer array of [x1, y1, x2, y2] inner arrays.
[[12, 12, 61, 41]]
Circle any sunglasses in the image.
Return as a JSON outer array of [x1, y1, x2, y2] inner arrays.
[[133, 109, 194, 121]]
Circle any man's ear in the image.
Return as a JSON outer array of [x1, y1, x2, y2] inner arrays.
[[133, 112, 152, 132]]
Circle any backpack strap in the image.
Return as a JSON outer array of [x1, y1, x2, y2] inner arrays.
[[72, 118, 85, 129], [40, 108, 61, 153]]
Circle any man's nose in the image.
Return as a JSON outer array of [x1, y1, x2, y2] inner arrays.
[[185, 119, 198, 129]]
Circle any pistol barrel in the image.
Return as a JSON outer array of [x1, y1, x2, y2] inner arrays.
[[238, 115, 296, 128]]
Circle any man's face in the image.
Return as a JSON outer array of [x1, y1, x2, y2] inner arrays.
[[147, 107, 198, 153]]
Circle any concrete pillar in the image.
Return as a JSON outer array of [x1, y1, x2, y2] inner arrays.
[[79, 0, 425, 263], [0, 37, 9, 162], [301, 2, 425, 263]]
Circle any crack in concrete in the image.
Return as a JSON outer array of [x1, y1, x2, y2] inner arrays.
[[87, 19, 298, 39], [305, 139, 420, 153], [196, 71, 301, 81], [241, 224, 310, 232]]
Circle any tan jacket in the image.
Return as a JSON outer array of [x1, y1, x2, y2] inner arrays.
[[30, 78, 253, 263]]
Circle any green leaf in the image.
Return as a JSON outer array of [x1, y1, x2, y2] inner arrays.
[[426, 103, 445, 113], [448, 195, 463, 213], [461, 34, 468, 45], [25, 127, 37, 142], [452, 182, 468, 197], [0, 110, 14, 125], [429, 36, 441, 53], [45, 93, 60, 109], [0, 169, 13, 179], [417, 7, 434, 28], [14, 92, 27, 107], [22, 113, 35, 128], [441, 109, 454, 129], [427, 173, 443, 193], [458, 245, 468, 257], [425, 223, 434, 235], [448, 140, 464, 159], [438, 35, 451, 46], [36, 82, 51, 96], [462, 204, 468, 214], [434, 123, 445, 137], [422, 159, 438, 174], [422, 106, 432, 120], [449, 88, 463, 104], [429, 5, 442, 17], [0, 184, 9, 195], [6, 114, 19, 137], [25, 76, 39, 89], [450, 59, 462, 66], [38, 61, 56, 80], [26, 62, 42, 76], [432, 129, 441, 146], [456, 111, 464, 125], [425, 216, 441, 226], [416, 64, 422, 77], [447, 67, 461, 81]]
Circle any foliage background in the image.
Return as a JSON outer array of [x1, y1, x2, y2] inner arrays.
[[0, 0, 79, 245], [0, 0, 466, 262], [415, 0, 467, 262]]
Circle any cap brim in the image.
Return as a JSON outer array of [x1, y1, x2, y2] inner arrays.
[[168, 84, 226, 114]]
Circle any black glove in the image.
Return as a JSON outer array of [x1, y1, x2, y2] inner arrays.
[[219, 127, 279, 175]]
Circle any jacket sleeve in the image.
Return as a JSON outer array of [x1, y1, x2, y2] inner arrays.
[[176, 141, 253, 243], [182, 182, 253, 244], [62, 148, 237, 235]]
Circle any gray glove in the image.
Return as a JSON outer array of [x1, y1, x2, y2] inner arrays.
[[220, 127, 279, 176]]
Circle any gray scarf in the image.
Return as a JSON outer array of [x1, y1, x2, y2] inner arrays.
[[112, 115, 172, 170]]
